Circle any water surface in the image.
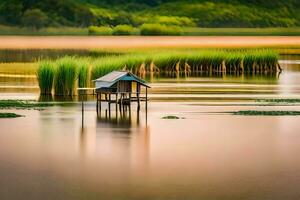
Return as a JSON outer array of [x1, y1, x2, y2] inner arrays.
[[1, 53, 300, 200]]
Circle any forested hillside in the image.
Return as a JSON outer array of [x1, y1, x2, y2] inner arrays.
[[0, 0, 299, 29]]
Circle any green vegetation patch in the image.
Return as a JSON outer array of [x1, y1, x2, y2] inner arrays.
[[162, 115, 181, 119], [36, 48, 280, 95], [140, 23, 183, 36], [0, 113, 24, 118], [0, 100, 70, 110], [54, 56, 78, 96], [256, 99, 300, 103], [112, 25, 136, 35], [37, 60, 55, 95], [233, 110, 300, 116], [88, 26, 113, 35]]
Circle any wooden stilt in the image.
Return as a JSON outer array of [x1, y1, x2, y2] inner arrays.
[[146, 87, 148, 110], [96, 93, 99, 115], [129, 93, 131, 106], [137, 83, 140, 109], [119, 93, 122, 114], [108, 93, 111, 111], [81, 100, 84, 127], [128, 102, 131, 123], [115, 93, 118, 122], [99, 92, 102, 113]]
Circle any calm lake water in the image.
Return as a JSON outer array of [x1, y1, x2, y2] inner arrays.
[[1, 52, 300, 199]]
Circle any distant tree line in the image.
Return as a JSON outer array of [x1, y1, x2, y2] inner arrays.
[[0, 0, 299, 29]]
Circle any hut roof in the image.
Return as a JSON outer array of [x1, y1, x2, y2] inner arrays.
[[94, 71, 150, 89]]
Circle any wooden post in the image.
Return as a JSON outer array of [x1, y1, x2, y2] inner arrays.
[[81, 99, 84, 127], [99, 92, 102, 113], [116, 93, 118, 121], [116, 93, 118, 108], [137, 105, 140, 125], [137, 83, 140, 109], [129, 92, 131, 107], [108, 93, 111, 111], [96, 93, 99, 115], [146, 87, 148, 110], [119, 93, 122, 115], [108, 94, 111, 119]]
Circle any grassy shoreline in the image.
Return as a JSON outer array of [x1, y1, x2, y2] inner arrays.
[[0, 26, 299, 36]]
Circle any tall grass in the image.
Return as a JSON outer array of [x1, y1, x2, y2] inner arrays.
[[78, 58, 90, 88], [54, 57, 77, 96], [91, 56, 125, 79], [37, 61, 55, 95], [90, 49, 279, 78], [36, 48, 280, 95]]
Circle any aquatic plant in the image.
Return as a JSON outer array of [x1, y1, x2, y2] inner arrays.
[[0, 113, 23, 118], [91, 56, 125, 79], [36, 60, 55, 95], [233, 110, 300, 116], [54, 56, 78, 96], [36, 48, 280, 95], [256, 99, 300, 103], [78, 58, 90, 88], [0, 99, 68, 109], [162, 115, 180, 119]]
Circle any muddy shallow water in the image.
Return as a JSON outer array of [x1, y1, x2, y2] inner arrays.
[[1, 53, 300, 199], [1, 102, 300, 200]]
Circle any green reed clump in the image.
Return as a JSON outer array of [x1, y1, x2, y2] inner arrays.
[[243, 49, 278, 72], [91, 56, 124, 79], [90, 48, 279, 77], [37, 61, 55, 95], [54, 56, 78, 96], [225, 51, 244, 72], [77, 58, 90, 88]]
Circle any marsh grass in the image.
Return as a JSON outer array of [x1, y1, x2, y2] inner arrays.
[[90, 49, 280, 79], [54, 57, 78, 96], [36, 48, 280, 95], [78, 58, 90, 88], [37, 60, 55, 95]]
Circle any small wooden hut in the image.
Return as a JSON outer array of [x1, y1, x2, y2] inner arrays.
[[94, 71, 150, 113]]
